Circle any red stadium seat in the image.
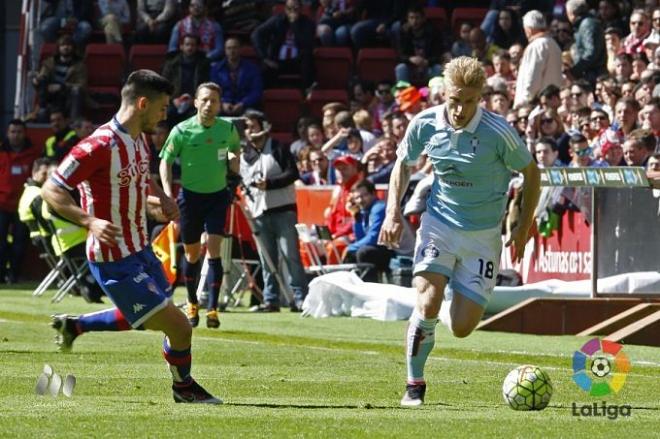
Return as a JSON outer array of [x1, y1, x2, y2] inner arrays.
[[271, 131, 294, 146], [39, 43, 57, 61], [262, 89, 303, 133], [313, 47, 353, 89], [85, 43, 126, 87], [451, 7, 488, 37], [356, 48, 397, 83], [26, 126, 52, 152], [307, 89, 349, 120], [425, 7, 449, 33], [128, 44, 167, 73], [239, 46, 259, 66]]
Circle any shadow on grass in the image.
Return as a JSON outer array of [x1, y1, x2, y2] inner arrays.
[[225, 401, 465, 410]]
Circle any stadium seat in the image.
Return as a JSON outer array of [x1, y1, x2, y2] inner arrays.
[[425, 7, 449, 33], [271, 131, 294, 145], [85, 43, 126, 87], [239, 45, 260, 66], [128, 44, 167, 73], [39, 43, 57, 61], [451, 7, 488, 37], [356, 48, 397, 83], [313, 47, 353, 89], [26, 126, 52, 151], [262, 89, 303, 133], [307, 89, 349, 120]]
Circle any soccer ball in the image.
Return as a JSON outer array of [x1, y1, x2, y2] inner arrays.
[[502, 365, 553, 411], [591, 356, 611, 378]]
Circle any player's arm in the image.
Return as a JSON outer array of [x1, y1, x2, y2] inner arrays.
[[505, 161, 541, 263], [159, 158, 174, 198], [378, 157, 412, 248], [159, 129, 181, 198], [149, 179, 179, 221], [41, 180, 121, 246]]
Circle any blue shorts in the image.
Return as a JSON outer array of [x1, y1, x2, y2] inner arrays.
[[88, 247, 173, 328], [178, 188, 230, 244]]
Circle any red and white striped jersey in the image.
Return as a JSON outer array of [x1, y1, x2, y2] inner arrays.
[[51, 118, 152, 262]]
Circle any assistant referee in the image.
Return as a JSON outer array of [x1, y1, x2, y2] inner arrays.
[[159, 82, 240, 329]]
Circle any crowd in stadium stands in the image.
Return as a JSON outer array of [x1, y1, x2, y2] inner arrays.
[[2, 0, 660, 291]]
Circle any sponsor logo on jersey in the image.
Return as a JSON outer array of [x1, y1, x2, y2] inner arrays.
[[133, 303, 145, 313], [117, 159, 150, 187], [133, 272, 149, 283], [421, 243, 440, 259]]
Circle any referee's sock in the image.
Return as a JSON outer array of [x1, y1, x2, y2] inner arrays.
[[77, 308, 144, 333], [183, 259, 201, 305], [206, 257, 223, 311]]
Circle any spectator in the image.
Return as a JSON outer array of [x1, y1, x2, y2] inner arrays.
[[394, 6, 444, 85], [136, 0, 177, 44], [353, 109, 374, 133], [239, 110, 307, 312], [307, 122, 326, 150], [490, 89, 510, 116], [251, 0, 316, 89], [289, 116, 315, 158], [39, 0, 93, 45], [31, 34, 86, 123], [44, 110, 79, 163], [639, 97, 660, 137], [600, 136, 625, 166], [590, 108, 610, 135], [551, 18, 573, 51], [321, 102, 348, 139], [351, 80, 377, 112], [631, 53, 650, 82], [371, 80, 398, 133], [351, 0, 405, 50], [514, 10, 562, 108], [648, 152, 660, 171], [148, 120, 177, 184], [469, 27, 500, 65], [364, 136, 397, 184], [343, 179, 391, 282], [534, 137, 565, 168], [300, 149, 335, 185], [317, 0, 356, 47], [322, 111, 375, 156], [71, 117, 94, 140], [597, 0, 627, 35], [162, 34, 210, 125], [615, 97, 641, 136], [623, 9, 651, 56], [452, 22, 473, 58], [0, 119, 41, 283], [97, 0, 131, 44], [325, 155, 361, 239], [487, 50, 515, 89], [397, 86, 423, 117], [605, 27, 624, 75], [389, 111, 409, 142], [168, 0, 224, 61], [613, 53, 634, 84], [624, 129, 655, 166], [565, 0, 606, 83], [487, 8, 526, 49], [210, 37, 263, 117]]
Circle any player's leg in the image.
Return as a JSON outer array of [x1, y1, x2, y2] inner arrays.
[[402, 272, 447, 407], [202, 189, 230, 327]]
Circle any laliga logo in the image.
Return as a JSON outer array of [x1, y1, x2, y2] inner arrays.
[[571, 338, 632, 420]]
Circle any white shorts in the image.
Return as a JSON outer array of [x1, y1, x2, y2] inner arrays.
[[412, 213, 502, 308]]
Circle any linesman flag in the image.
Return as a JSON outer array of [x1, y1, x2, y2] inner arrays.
[[152, 222, 178, 285]]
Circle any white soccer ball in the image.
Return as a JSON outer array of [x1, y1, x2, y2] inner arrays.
[[502, 365, 553, 411], [591, 356, 611, 378]]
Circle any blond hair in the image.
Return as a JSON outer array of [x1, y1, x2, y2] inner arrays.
[[352, 109, 373, 131], [443, 56, 486, 91]]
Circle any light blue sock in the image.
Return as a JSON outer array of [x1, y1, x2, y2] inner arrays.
[[405, 311, 438, 384]]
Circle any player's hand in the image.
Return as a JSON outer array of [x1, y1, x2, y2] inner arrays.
[[378, 211, 403, 249], [160, 196, 179, 221], [505, 224, 531, 264], [89, 218, 122, 247]]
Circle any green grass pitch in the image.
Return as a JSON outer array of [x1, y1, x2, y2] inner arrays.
[[0, 286, 658, 438]]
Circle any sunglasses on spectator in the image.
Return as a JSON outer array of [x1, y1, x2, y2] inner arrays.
[[573, 147, 592, 157], [541, 118, 555, 124], [517, 116, 528, 123], [311, 158, 326, 163], [571, 92, 583, 98], [286, 5, 300, 12]]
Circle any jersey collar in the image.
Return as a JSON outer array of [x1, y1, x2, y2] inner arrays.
[[437, 104, 483, 134]]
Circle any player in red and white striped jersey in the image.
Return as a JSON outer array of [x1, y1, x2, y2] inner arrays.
[[41, 70, 222, 404]]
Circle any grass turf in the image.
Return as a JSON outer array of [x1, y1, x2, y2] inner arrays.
[[0, 285, 659, 438]]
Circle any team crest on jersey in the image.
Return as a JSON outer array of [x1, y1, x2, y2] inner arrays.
[[117, 159, 150, 187], [421, 242, 440, 259], [470, 136, 479, 153]]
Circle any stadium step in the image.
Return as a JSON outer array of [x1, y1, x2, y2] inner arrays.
[[577, 303, 660, 336]]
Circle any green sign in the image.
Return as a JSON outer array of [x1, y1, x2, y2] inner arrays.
[[540, 167, 649, 188]]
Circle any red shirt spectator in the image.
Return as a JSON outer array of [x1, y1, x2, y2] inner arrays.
[[0, 120, 41, 212]]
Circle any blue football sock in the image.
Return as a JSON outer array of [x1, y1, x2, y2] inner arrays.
[[405, 310, 438, 384], [206, 258, 223, 311], [163, 336, 192, 384], [183, 259, 200, 304], [77, 308, 143, 333]]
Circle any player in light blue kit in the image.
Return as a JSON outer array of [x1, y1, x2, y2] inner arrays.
[[379, 57, 541, 407]]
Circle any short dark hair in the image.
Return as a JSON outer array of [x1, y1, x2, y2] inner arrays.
[[539, 84, 560, 99], [8, 118, 26, 128], [195, 82, 222, 98], [121, 70, 173, 104], [536, 137, 558, 152], [354, 179, 376, 195], [628, 128, 656, 152], [32, 157, 54, 173], [244, 109, 269, 130], [569, 133, 587, 145]]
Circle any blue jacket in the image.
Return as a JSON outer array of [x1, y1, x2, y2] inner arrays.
[[210, 59, 263, 108], [348, 199, 386, 252]]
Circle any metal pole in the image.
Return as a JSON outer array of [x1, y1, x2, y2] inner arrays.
[[590, 188, 599, 299]]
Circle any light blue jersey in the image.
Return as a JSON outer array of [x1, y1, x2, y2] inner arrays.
[[398, 105, 533, 230]]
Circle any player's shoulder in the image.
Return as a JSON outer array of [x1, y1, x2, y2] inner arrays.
[[76, 124, 115, 152], [411, 105, 441, 125], [479, 109, 517, 136]]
